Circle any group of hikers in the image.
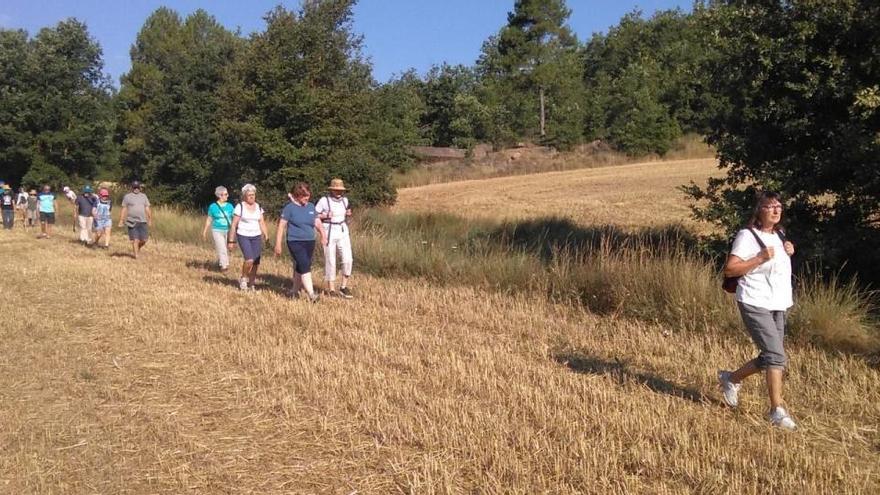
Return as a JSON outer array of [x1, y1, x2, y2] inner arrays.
[[0, 177, 356, 303], [0, 180, 149, 256], [2, 177, 799, 430], [199, 178, 354, 301]]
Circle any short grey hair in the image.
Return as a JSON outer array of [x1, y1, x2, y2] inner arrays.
[[214, 186, 228, 198], [241, 183, 256, 195]]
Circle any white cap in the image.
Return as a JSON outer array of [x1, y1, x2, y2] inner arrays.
[[62, 186, 70, 192]]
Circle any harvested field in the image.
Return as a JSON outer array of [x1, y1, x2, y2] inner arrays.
[[1, 224, 879, 493], [395, 158, 718, 230]]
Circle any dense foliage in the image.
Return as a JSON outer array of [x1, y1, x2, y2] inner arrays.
[[684, 0, 880, 283], [0, 20, 116, 188]]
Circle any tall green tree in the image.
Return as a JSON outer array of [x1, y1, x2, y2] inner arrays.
[[370, 69, 427, 170], [219, 0, 395, 209], [581, 9, 711, 155], [477, 0, 585, 149], [0, 20, 115, 187], [685, 0, 880, 283], [117, 8, 241, 203]]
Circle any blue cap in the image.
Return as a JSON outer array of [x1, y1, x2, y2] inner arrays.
[[83, 185, 93, 193]]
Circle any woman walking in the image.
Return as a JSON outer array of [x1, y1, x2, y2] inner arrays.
[[718, 191, 798, 430], [228, 184, 268, 291], [92, 188, 113, 248], [202, 186, 235, 271], [275, 182, 325, 303], [315, 178, 354, 298]]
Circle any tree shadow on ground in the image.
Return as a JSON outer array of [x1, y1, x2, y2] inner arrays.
[[553, 350, 717, 406], [109, 252, 135, 259], [470, 217, 701, 263]]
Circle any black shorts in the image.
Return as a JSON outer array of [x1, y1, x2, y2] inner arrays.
[[287, 240, 315, 275], [39, 212, 55, 224], [127, 222, 149, 241]]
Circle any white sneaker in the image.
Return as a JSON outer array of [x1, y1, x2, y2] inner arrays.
[[768, 407, 797, 431], [718, 370, 741, 408], [239, 277, 249, 291]]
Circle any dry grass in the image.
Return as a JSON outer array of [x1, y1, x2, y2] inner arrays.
[[2, 226, 879, 493], [395, 158, 719, 232]]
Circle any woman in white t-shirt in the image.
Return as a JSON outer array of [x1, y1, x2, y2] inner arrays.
[[315, 178, 354, 298], [227, 184, 268, 291], [718, 191, 798, 430]]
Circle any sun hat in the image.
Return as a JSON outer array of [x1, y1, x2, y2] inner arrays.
[[83, 185, 93, 193], [327, 178, 348, 191], [99, 188, 110, 197]]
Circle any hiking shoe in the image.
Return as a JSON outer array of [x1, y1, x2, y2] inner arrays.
[[307, 292, 320, 304], [239, 277, 249, 291], [339, 287, 353, 299], [768, 407, 797, 431], [718, 370, 741, 408], [326, 290, 339, 298]]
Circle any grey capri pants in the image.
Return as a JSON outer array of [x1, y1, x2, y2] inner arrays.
[[737, 301, 787, 369]]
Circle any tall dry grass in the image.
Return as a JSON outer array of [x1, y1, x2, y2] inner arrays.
[[132, 205, 878, 351], [2, 227, 879, 493]]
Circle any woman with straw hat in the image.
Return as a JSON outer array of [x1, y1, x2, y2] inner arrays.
[[315, 178, 354, 298]]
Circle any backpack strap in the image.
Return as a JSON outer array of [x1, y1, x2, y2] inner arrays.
[[747, 228, 766, 249]]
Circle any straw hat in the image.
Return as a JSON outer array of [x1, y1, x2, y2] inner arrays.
[[327, 178, 348, 191]]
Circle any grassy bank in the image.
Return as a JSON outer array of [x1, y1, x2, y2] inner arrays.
[[144, 205, 878, 354]]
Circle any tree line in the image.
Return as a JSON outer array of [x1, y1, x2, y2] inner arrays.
[[1, 0, 878, 282]]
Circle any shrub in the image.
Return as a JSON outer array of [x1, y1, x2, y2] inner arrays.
[[789, 271, 879, 354]]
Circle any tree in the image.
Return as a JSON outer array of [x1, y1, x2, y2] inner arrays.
[[581, 9, 711, 154], [478, 0, 585, 149], [0, 20, 115, 187], [219, 0, 395, 210], [370, 69, 427, 170], [117, 8, 241, 203], [685, 0, 880, 283]]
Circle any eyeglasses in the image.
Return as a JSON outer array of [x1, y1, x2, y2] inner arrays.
[[761, 204, 783, 211]]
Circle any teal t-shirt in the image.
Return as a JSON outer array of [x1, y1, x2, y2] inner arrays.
[[207, 202, 234, 231], [37, 192, 55, 213]]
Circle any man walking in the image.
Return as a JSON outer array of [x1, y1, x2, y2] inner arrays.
[[74, 185, 97, 245], [118, 181, 152, 259]]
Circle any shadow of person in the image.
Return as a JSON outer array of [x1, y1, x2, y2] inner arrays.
[[553, 351, 718, 406], [186, 259, 222, 273], [202, 273, 292, 297]]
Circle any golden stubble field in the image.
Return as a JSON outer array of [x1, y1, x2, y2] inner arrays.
[[395, 158, 717, 231], [1, 160, 879, 494]]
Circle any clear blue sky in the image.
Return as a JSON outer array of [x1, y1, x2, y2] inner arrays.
[[0, 1, 691, 85]]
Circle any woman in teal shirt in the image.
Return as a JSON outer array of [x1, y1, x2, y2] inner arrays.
[[202, 186, 235, 271]]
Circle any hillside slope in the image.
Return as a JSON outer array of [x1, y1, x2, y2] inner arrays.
[[395, 158, 717, 230]]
